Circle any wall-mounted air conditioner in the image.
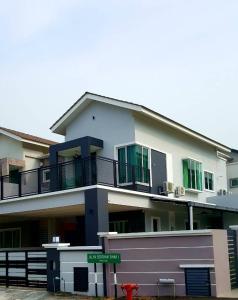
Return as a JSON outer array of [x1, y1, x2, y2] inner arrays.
[[217, 189, 227, 196], [175, 186, 186, 197], [163, 181, 174, 194]]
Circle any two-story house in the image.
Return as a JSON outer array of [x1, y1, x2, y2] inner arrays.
[[0, 92, 237, 248]]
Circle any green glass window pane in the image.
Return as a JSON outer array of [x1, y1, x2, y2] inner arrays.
[[191, 160, 196, 189], [127, 145, 135, 182], [196, 162, 202, 191], [205, 171, 213, 191], [143, 148, 149, 183], [209, 173, 213, 190], [135, 145, 142, 182], [183, 160, 189, 188], [231, 178, 238, 188], [118, 148, 126, 183], [205, 172, 209, 189]]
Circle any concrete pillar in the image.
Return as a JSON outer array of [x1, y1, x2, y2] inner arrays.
[[43, 242, 70, 292], [85, 188, 109, 245]]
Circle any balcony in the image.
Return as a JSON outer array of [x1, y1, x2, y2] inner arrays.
[[0, 156, 151, 200]]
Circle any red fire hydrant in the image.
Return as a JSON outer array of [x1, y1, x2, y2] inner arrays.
[[121, 283, 139, 300]]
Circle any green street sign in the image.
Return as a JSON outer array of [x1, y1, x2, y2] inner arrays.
[[87, 253, 121, 264]]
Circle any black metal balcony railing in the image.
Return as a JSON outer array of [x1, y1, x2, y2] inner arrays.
[[0, 157, 151, 200]]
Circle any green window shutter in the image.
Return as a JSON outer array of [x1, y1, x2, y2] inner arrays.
[[183, 159, 189, 188], [118, 147, 126, 183]]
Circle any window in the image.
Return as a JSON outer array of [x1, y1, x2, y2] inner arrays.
[[183, 159, 203, 191], [151, 217, 161, 232], [230, 178, 238, 188], [169, 211, 175, 231], [0, 228, 21, 248], [118, 144, 149, 184], [204, 171, 214, 191], [185, 221, 200, 230], [42, 169, 50, 183], [9, 169, 19, 184], [109, 220, 128, 233]]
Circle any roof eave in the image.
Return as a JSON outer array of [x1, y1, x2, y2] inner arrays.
[[140, 108, 231, 153], [50, 92, 231, 153]]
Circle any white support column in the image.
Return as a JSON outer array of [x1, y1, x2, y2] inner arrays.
[[189, 205, 194, 230]]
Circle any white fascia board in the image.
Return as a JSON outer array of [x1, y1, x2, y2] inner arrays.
[[99, 230, 213, 239], [141, 109, 230, 153], [57, 245, 102, 251], [0, 129, 23, 142], [22, 139, 50, 148], [0, 185, 97, 205], [50, 92, 230, 153], [0, 129, 50, 148], [50, 93, 142, 134]]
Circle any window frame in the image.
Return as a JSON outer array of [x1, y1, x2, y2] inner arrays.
[[182, 158, 203, 192], [184, 220, 200, 230], [117, 143, 150, 186], [204, 170, 215, 192], [42, 169, 50, 183], [230, 178, 238, 188], [109, 220, 128, 233], [0, 228, 21, 248]]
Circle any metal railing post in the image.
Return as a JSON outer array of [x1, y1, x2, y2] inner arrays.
[[0, 176, 3, 200], [113, 160, 117, 187], [18, 172, 22, 197], [37, 168, 41, 194], [132, 166, 136, 188]]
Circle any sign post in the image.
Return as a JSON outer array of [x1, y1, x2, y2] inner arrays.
[[94, 263, 98, 297], [87, 253, 121, 298]]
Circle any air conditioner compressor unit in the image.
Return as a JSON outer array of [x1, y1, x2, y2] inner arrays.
[[163, 181, 174, 194]]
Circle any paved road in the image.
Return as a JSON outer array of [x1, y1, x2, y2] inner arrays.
[[0, 288, 89, 300]]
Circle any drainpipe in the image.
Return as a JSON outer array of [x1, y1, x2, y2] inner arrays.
[[187, 202, 194, 230]]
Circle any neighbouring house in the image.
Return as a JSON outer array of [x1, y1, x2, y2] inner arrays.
[[207, 148, 238, 209], [0, 127, 55, 175], [0, 92, 237, 249], [0, 127, 56, 247], [227, 149, 238, 194]]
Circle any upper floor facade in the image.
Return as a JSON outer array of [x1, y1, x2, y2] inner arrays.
[[48, 92, 230, 203], [0, 93, 231, 203]]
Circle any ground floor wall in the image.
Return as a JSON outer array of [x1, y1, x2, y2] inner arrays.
[[103, 230, 231, 298], [59, 247, 104, 296], [1, 200, 238, 248]]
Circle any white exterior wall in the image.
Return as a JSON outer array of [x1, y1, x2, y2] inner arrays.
[[0, 135, 24, 160], [65, 102, 135, 158], [0, 135, 47, 171], [227, 162, 238, 194], [23, 148, 44, 170], [60, 249, 104, 296], [134, 114, 227, 203]]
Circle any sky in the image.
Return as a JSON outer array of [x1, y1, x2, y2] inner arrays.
[[0, 0, 238, 147]]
